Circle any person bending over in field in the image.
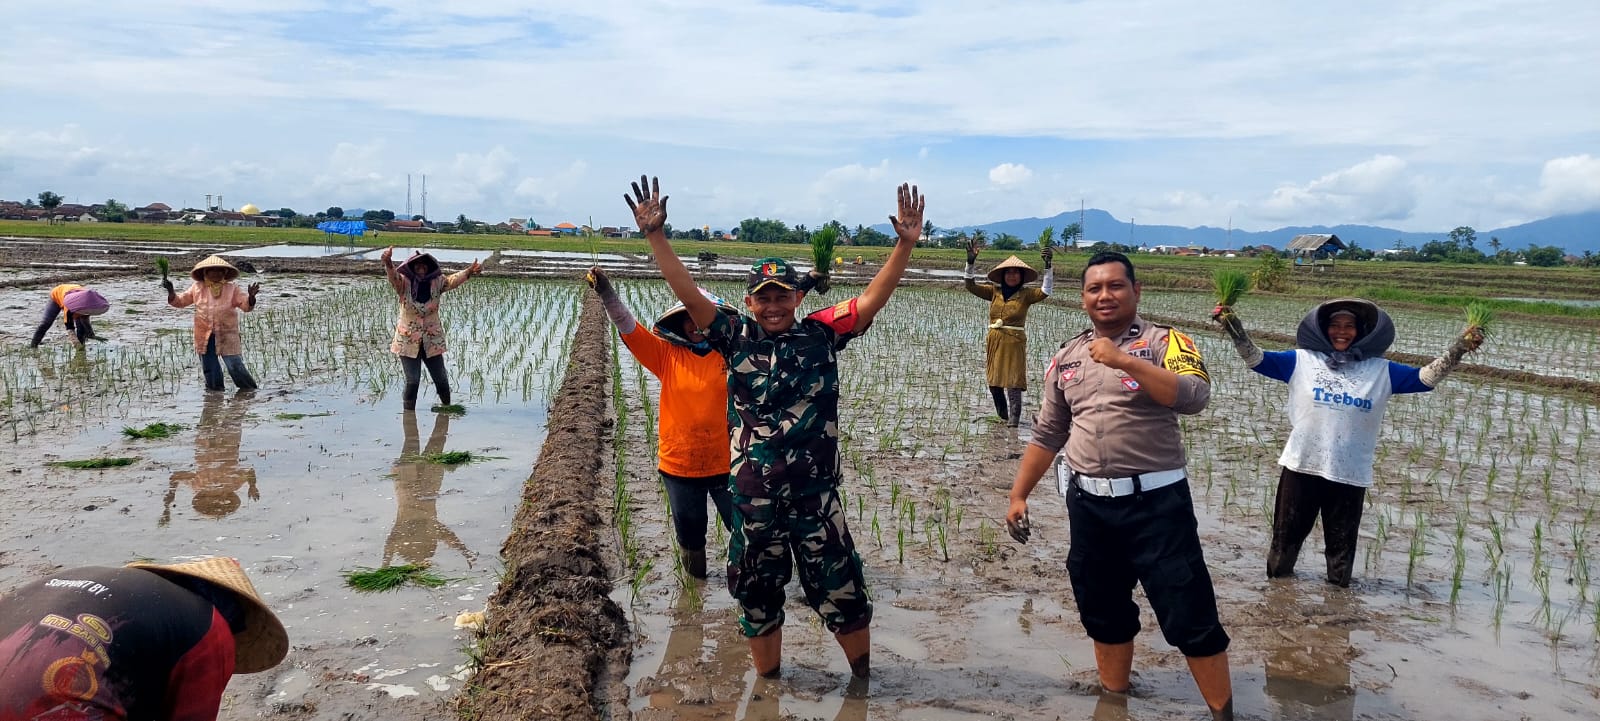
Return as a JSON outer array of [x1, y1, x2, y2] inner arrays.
[[632, 174, 924, 682], [30, 283, 110, 347], [1213, 298, 1483, 587], [381, 247, 483, 411], [584, 265, 739, 579], [964, 240, 1054, 426], [166, 255, 259, 392]]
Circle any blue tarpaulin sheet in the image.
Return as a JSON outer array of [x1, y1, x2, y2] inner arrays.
[[316, 220, 368, 236]]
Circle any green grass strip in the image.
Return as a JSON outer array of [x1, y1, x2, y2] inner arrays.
[[122, 422, 186, 440]]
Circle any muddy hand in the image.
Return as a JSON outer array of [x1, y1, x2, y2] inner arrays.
[[966, 238, 981, 265], [469, 259, 483, 276], [1461, 327, 1485, 353], [161, 278, 174, 292], [585, 265, 613, 295], [247, 282, 260, 299], [889, 183, 925, 245], [1041, 243, 1054, 269], [624, 175, 669, 235], [1006, 511, 1031, 544]]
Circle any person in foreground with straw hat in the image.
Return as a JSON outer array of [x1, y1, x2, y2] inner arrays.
[[381, 247, 483, 411], [30, 283, 111, 347], [633, 174, 924, 682], [0, 556, 289, 720], [1212, 297, 1484, 587], [166, 255, 260, 392], [584, 264, 737, 579], [964, 241, 1054, 426]]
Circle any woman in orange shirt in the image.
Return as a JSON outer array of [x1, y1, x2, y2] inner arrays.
[[586, 265, 736, 579], [30, 283, 109, 347]]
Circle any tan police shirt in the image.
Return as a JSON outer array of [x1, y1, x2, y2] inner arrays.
[[1029, 315, 1210, 477]]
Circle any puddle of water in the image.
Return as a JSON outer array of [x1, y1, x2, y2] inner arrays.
[[353, 248, 488, 264], [223, 244, 368, 258], [499, 249, 629, 261], [905, 268, 964, 278]]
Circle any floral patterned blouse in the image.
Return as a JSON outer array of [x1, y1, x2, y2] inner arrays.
[[387, 266, 471, 358]]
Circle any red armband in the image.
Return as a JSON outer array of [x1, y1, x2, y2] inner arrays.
[[806, 297, 861, 335]]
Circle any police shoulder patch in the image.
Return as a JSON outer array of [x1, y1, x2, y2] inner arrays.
[[1161, 328, 1209, 381]]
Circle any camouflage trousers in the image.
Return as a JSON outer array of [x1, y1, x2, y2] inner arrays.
[[729, 488, 872, 638]]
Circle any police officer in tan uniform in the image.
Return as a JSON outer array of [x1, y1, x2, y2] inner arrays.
[[1006, 251, 1234, 721]]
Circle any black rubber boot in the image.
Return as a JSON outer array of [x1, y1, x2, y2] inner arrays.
[[683, 547, 707, 579], [1005, 388, 1023, 427], [989, 386, 1007, 420]]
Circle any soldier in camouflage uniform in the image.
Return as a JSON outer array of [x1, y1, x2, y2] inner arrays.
[[630, 175, 925, 681]]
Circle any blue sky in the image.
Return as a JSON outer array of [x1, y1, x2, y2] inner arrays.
[[2, 0, 1597, 233]]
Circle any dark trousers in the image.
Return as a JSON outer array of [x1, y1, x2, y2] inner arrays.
[[659, 471, 735, 552], [1065, 482, 1230, 657], [399, 348, 450, 410], [1268, 467, 1367, 587], [32, 301, 93, 347], [200, 334, 257, 391]]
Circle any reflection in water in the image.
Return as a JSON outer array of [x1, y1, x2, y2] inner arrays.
[[1262, 583, 1358, 720], [385, 411, 475, 567], [161, 392, 257, 524], [644, 587, 746, 717]]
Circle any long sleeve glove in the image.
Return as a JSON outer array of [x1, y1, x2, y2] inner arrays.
[[965, 262, 980, 279], [1212, 305, 1262, 367], [1419, 327, 1485, 387], [1040, 267, 1054, 296], [586, 269, 637, 334]]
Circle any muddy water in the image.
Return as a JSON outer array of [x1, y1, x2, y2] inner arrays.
[[0, 271, 579, 718], [607, 283, 1600, 721]]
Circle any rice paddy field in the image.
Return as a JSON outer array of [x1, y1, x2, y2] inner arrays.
[[0, 238, 1596, 721]]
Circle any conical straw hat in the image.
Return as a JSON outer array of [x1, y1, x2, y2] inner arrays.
[[986, 255, 1039, 285], [190, 255, 240, 281], [126, 556, 288, 673]]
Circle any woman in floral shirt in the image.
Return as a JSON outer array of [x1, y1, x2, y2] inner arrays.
[[382, 248, 482, 410], [165, 255, 260, 392]]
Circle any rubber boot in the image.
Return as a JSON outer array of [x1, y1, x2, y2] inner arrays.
[[683, 547, 707, 579], [1005, 388, 1023, 427], [436, 382, 451, 406], [836, 626, 870, 679], [402, 381, 420, 411], [989, 386, 1007, 420], [749, 628, 782, 678]]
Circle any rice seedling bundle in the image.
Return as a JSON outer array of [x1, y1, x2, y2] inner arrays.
[[1212, 269, 1252, 307], [1465, 303, 1494, 339], [122, 422, 186, 440], [155, 256, 170, 281], [811, 225, 838, 272], [50, 457, 139, 469], [343, 564, 452, 592], [431, 403, 467, 415]]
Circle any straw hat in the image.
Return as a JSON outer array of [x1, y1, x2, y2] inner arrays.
[[986, 255, 1039, 285], [190, 255, 240, 282], [653, 287, 739, 337], [126, 557, 288, 673]]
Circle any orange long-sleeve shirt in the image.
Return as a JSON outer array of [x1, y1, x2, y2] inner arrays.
[[619, 325, 731, 479]]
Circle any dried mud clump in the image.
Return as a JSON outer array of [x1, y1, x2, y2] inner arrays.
[[456, 296, 628, 721]]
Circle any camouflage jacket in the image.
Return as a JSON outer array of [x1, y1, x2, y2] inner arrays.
[[703, 298, 866, 499]]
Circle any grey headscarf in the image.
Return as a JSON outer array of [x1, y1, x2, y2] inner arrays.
[[1295, 298, 1394, 369]]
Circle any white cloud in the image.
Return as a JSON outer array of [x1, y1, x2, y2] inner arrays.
[[1530, 154, 1600, 215], [1254, 155, 1417, 223], [988, 163, 1033, 186]]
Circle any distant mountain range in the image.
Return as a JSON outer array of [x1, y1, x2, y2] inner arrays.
[[875, 209, 1600, 255]]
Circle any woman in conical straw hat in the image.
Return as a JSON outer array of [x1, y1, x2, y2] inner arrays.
[[165, 254, 261, 391], [381, 247, 483, 411], [0, 556, 289, 717], [965, 240, 1055, 427], [30, 283, 111, 347]]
